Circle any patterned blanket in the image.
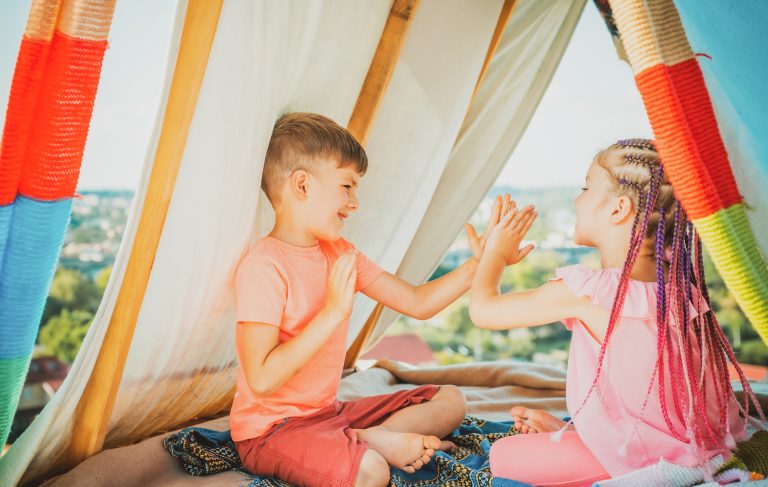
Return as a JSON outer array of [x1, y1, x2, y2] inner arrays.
[[164, 416, 532, 487]]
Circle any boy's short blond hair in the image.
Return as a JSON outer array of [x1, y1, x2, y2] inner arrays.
[[262, 112, 368, 205]]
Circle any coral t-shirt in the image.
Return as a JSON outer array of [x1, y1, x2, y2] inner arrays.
[[230, 236, 384, 442]]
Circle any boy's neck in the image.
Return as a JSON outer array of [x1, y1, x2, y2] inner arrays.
[[269, 216, 319, 248]]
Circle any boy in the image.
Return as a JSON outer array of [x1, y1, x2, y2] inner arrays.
[[233, 112, 502, 487]]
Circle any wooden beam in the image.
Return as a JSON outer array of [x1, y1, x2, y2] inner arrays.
[[470, 0, 516, 103], [342, 0, 420, 370], [344, 302, 385, 369], [344, 0, 517, 370], [346, 0, 420, 145], [66, 0, 223, 467]]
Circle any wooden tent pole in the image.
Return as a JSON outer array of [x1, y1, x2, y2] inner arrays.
[[346, 0, 420, 145], [66, 0, 223, 466], [471, 0, 517, 103], [344, 0, 517, 370], [342, 0, 420, 369]]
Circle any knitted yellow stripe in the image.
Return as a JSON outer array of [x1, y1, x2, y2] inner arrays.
[[694, 205, 768, 345], [609, 0, 693, 75]]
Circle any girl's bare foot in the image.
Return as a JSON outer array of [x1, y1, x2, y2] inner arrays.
[[355, 427, 442, 474], [509, 406, 575, 434]]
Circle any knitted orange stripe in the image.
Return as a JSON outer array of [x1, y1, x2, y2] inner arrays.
[[19, 31, 108, 201], [0, 37, 52, 205], [635, 59, 741, 220]]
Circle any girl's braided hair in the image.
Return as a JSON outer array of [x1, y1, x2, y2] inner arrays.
[[563, 138, 765, 456]]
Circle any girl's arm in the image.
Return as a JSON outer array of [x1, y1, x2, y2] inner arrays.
[[362, 195, 512, 320], [469, 205, 587, 330]]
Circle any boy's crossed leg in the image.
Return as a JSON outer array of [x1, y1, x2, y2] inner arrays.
[[236, 385, 466, 487], [352, 384, 465, 478]]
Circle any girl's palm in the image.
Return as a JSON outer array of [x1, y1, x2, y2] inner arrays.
[[486, 206, 537, 266]]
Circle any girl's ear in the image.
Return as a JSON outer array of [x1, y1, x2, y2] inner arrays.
[[290, 170, 309, 200], [610, 195, 634, 224]]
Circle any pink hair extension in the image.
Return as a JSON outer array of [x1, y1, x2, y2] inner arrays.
[[562, 154, 662, 435], [559, 140, 766, 458]]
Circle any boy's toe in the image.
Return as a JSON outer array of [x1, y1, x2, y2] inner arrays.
[[439, 440, 456, 452], [423, 435, 442, 451]]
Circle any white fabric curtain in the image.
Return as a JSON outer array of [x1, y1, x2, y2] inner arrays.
[[2, 0, 508, 483], [364, 0, 587, 348]]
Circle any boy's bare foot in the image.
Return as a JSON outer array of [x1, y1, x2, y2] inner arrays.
[[509, 406, 575, 434], [440, 440, 457, 452], [356, 427, 442, 474]]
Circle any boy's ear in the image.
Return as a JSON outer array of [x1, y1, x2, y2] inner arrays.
[[610, 195, 634, 224], [290, 170, 309, 200]]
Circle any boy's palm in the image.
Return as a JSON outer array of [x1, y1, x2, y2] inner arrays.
[[326, 251, 358, 320]]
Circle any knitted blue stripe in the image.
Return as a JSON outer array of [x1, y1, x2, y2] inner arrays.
[[0, 204, 12, 278], [0, 196, 71, 358]]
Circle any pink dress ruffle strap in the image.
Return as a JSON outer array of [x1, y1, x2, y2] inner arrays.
[[552, 264, 709, 329]]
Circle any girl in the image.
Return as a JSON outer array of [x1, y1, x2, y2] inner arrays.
[[469, 139, 765, 486]]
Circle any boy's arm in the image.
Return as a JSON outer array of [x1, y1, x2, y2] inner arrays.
[[361, 196, 509, 320], [240, 251, 358, 396], [361, 259, 477, 320]]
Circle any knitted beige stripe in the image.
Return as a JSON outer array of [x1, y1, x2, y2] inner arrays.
[[24, 0, 62, 41], [57, 0, 116, 41], [609, 0, 693, 75]]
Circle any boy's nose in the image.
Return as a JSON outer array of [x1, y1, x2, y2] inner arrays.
[[348, 194, 359, 210]]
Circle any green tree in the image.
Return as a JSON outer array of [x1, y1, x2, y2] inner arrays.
[[95, 265, 112, 293], [41, 267, 101, 324], [38, 309, 93, 363]]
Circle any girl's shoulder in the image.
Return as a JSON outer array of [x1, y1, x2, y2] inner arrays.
[[552, 264, 658, 320]]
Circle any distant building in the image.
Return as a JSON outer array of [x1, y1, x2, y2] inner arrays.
[[361, 334, 435, 366], [10, 357, 69, 443], [728, 363, 768, 383]]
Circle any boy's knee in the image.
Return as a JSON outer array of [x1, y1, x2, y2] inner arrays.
[[355, 450, 390, 487], [437, 385, 467, 418]]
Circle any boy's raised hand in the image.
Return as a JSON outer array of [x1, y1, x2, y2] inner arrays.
[[325, 250, 359, 321], [465, 193, 516, 261], [484, 204, 537, 266]]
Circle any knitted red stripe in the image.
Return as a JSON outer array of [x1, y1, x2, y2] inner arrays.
[[0, 37, 52, 205], [19, 31, 107, 201], [635, 59, 741, 220]]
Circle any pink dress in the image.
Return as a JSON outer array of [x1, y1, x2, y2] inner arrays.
[[490, 265, 746, 485]]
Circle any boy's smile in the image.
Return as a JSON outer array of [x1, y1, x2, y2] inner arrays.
[[304, 160, 361, 241]]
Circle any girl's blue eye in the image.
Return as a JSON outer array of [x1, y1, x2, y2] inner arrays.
[[580, 187, 587, 191]]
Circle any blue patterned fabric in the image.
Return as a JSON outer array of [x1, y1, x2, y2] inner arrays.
[[164, 416, 533, 487]]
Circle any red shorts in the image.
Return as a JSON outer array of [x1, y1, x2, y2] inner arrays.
[[234, 385, 440, 487]]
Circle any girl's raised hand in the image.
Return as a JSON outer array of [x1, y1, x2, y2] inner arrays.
[[465, 193, 516, 261], [484, 204, 537, 266]]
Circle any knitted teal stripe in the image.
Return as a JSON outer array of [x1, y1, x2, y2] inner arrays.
[[0, 356, 31, 446]]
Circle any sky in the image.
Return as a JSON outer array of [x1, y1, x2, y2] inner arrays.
[[0, 1, 652, 190]]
